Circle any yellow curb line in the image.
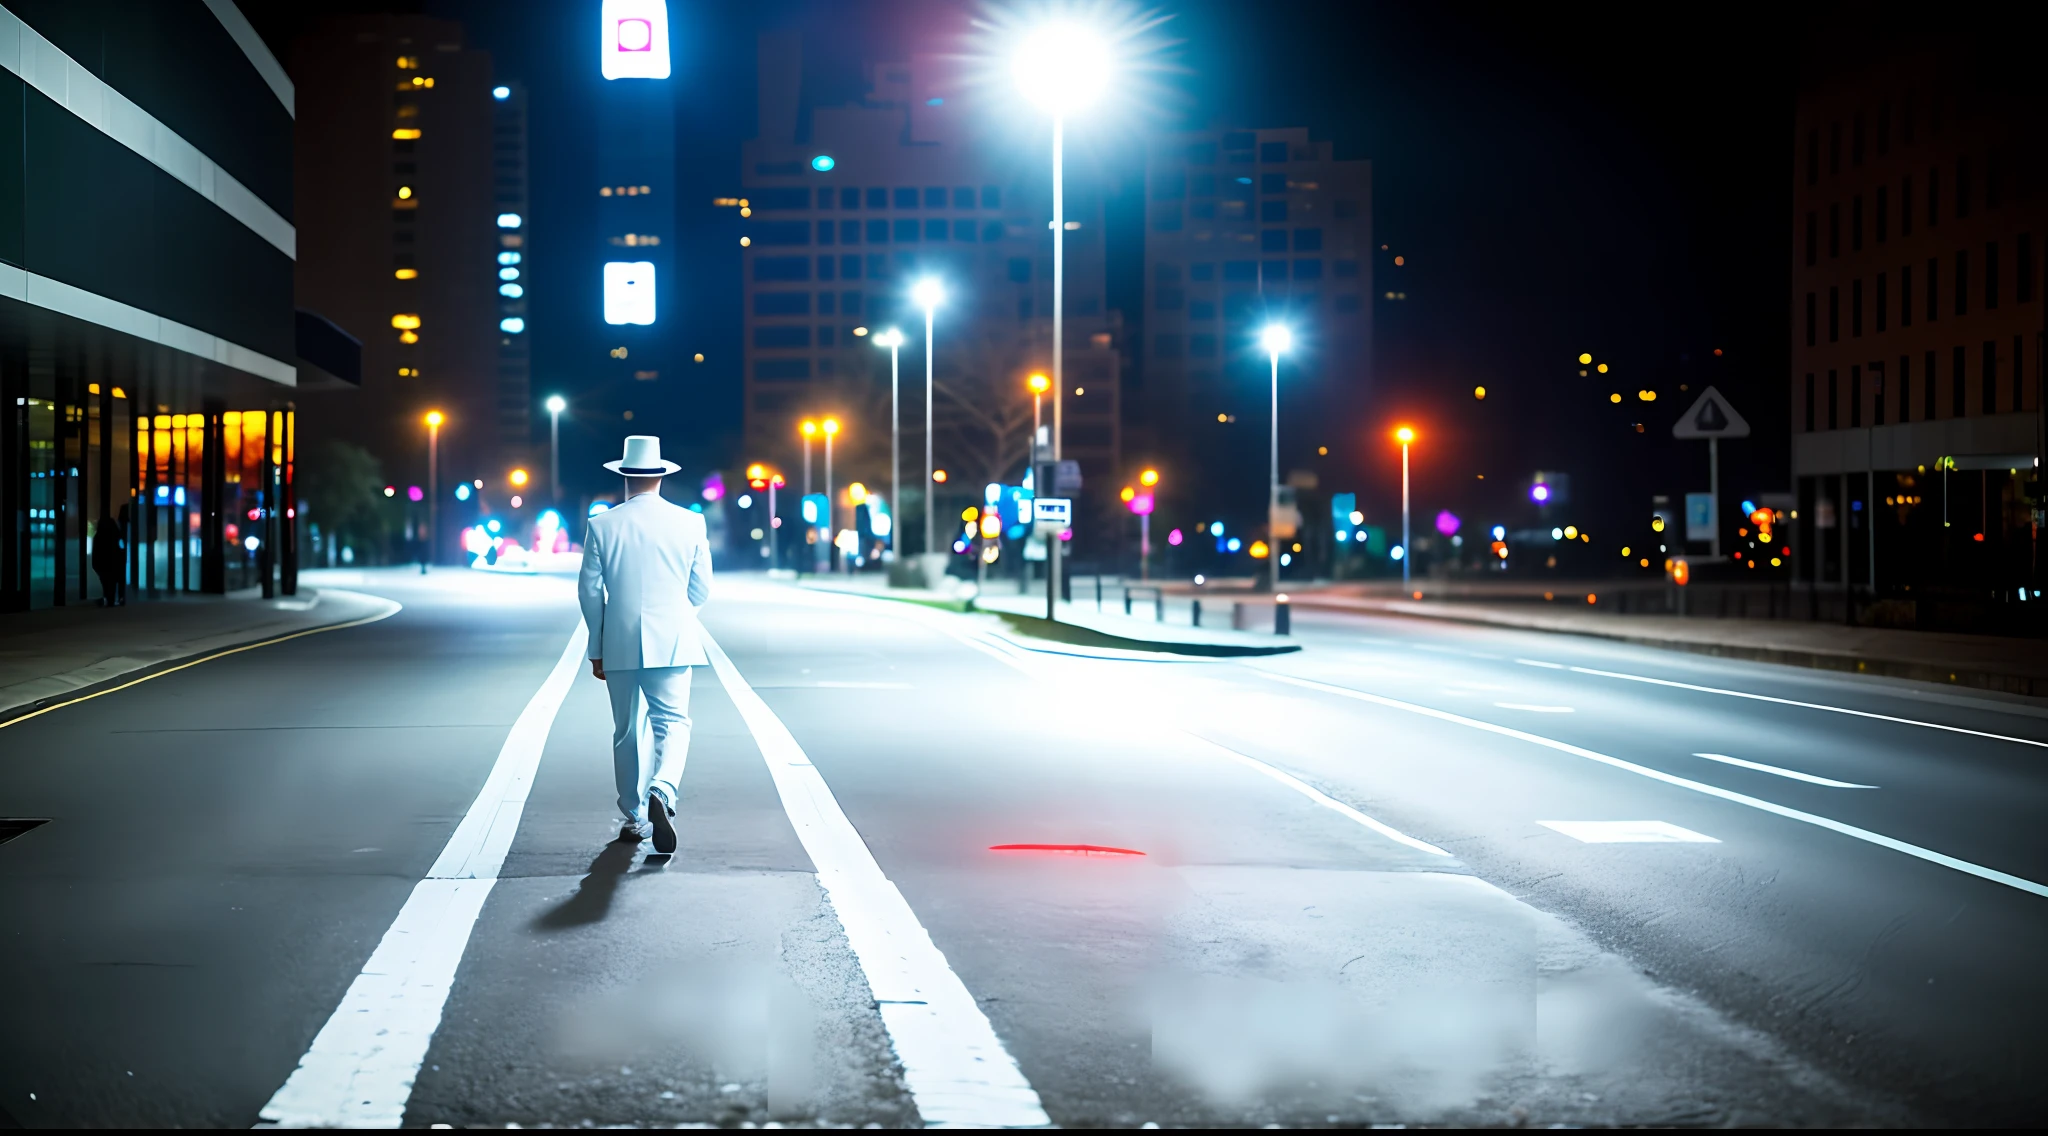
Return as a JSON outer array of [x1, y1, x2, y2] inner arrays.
[[0, 598, 402, 730]]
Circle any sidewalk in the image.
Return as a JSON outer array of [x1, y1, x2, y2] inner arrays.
[[0, 586, 400, 722], [1292, 592, 2048, 698], [796, 574, 1301, 656]]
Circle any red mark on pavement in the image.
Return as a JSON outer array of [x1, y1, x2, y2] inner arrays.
[[989, 843, 1146, 857]]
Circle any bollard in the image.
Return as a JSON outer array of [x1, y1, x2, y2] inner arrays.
[[1124, 589, 1133, 616], [1275, 594, 1291, 635], [1156, 593, 1165, 622], [1191, 598, 1202, 627]]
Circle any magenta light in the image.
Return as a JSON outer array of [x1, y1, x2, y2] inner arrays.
[[1167, 528, 1184, 546], [1531, 484, 1550, 503], [1435, 509, 1460, 537], [407, 485, 424, 502], [1129, 492, 1155, 516]]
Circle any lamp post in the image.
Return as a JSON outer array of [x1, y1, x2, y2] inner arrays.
[[1139, 467, 1159, 581], [423, 410, 444, 574], [799, 419, 817, 575], [874, 328, 905, 564], [911, 279, 944, 560], [544, 395, 566, 505], [822, 417, 840, 573], [748, 463, 783, 572], [1395, 425, 1416, 587], [1260, 325, 1292, 593], [1015, 22, 1111, 621]]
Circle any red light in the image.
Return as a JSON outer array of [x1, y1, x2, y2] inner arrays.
[[989, 843, 1145, 857], [1974, 532, 1985, 542]]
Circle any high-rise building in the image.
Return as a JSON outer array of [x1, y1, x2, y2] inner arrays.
[[490, 81, 532, 452], [739, 35, 1122, 556], [1, 1, 356, 612], [1140, 126, 1372, 536], [1788, 55, 2045, 611], [293, 15, 506, 524]]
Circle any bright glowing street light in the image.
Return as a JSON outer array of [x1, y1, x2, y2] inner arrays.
[[1261, 326, 1292, 593], [910, 277, 944, 310], [1013, 23, 1112, 113], [422, 410, 445, 574], [822, 418, 841, 572], [1393, 425, 1419, 587], [1014, 23, 1113, 622], [544, 395, 567, 502]]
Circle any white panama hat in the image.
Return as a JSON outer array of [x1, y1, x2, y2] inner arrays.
[[603, 435, 681, 476]]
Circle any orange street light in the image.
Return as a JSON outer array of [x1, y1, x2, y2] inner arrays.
[[1140, 468, 1159, 487], [509, 468, 529, 487], [1027, 372, 1050, 394], [1392, 424, 1417, 587]]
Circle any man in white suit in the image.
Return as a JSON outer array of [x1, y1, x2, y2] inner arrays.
[[578, 436, 713, 855]]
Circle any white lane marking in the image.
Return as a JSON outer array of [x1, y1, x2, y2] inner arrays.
[[1565, 664, 2048, 750], [259, 624, 588, 1128], [810, 680, 913, 689], [1516, 658, 1566, 668], [1539, 820, 1720, 844], [1694, 752, 1877, 789], [939, 626, 1452, 859], [1495, 702, 1575, 713], [1258, 670, 2048, 900], [700, 631, 1050, 1129]]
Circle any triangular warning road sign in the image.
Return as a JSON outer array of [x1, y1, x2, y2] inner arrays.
[[1672, 385, 1750, 439]]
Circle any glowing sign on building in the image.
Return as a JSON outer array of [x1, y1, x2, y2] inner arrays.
[[600, 0, 671, 80], [603, 261, 657, 325]]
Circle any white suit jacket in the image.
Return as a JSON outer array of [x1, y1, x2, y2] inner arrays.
[[578, 492, 714, 669]]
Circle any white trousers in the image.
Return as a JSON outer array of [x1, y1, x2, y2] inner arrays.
[[605, 666, 693, 822]]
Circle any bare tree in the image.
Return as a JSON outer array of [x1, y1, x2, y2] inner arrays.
[[931, 322, 1045, 489]]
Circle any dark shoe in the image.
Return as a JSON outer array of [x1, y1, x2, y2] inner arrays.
[[648, 791, 677, 854]]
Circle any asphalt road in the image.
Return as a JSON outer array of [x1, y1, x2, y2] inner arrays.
[[1, 566, 2042, 1126]]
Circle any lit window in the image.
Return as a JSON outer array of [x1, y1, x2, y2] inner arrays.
[[391, 128, 422, 140], [397, 186, 413, 199], [492, 86, 511, 99], [410, 76, 434, 88], [497, 251, 522, 265], [501, 317, 526, 333], [394, 268, 418, 280], [496, 213, 523, 228], [603, 261, 657, 325], [500, 283, 524, 298], [600, 187, 613, 196], [390, 313, 422, 330], [499, 267, 520, 280], [396, 55, 418, 70], [399, 330, 419, 344]]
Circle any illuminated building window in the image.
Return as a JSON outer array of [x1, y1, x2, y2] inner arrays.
[[500, 283, 524, 298], [396, 55, 419, 69], [391, 128, 422, 140], [390, 313, 422, 330], [394, 268, 418, 280], [497, 251, 522, 265], [499, 267, 520, 281], [501, 318, 526, 333]]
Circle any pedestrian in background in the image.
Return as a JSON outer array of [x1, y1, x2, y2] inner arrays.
[[92, 510, 125, 607], [578, 435, 714, 855]]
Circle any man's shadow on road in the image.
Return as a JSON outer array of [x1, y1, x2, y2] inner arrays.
[[533, 840, 671, 930]]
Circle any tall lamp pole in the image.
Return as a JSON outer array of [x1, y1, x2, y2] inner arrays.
[[875, 328, 904, 562], [912, 280, 944, 560], [822, 417, 839, 572], [799, 420, 817, 575], [1015, 22, 1111, 622], [1395, 426, 1416, 587], [1260, 326, 1292, 593], [422, 410, 443, 574], [544, 395, 566, 505]]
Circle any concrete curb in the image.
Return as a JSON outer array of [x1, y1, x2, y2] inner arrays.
[[0, 588, 403, 727], [1294, 597, 2048, 698]]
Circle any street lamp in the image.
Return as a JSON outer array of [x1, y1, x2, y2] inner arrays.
[[799, 419, 818, 573], [422, 409, 444, 574], [1260, 325, 1292, 592], [544, 394, 566, 504], [874, 328, 905, 561], [822, 417, 840, 573], [748, 463, 784, 572], [1394, 425, 1417, 587], [911, 278, 944, 560], [1015, 22, 1111, 621]]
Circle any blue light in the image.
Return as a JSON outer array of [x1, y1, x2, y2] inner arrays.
[[500, 317, 526, 333], [496, 213, 522, 229], [1492, 525, 1506, 540], [1236, 176, 1252, 185], [492, 85, 511, 100], [925, 97, 943, 106], [1740, 499, 1757, 515], [499, 283, 524, 298], [499, 267, 519, 280], [497, 251, 522, 265], [1226, 537, 1242, 553], [588, 501, 612, 516], [1209, 521, 1224, 537], [1391, 545, 1406, 561], [1335, 530, 1349, 542], [811, 155, 835, 172], [486, 519, 501, 534], [455, 483, 471, 501]]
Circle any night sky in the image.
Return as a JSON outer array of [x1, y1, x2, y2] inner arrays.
[[249, 0, 1825, 537]]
